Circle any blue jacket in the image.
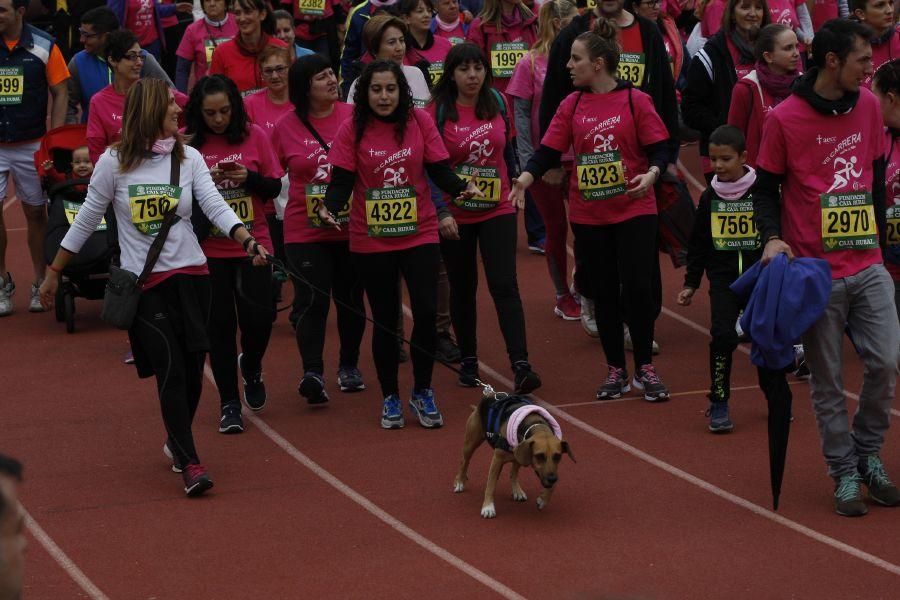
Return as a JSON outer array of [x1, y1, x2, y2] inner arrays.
[[0, 24, 55, 142], [106, 0, 177, 51], [730, 253, 832, 369]]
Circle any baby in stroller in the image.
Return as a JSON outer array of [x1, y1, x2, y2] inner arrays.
[[41, 144, 94, 184]]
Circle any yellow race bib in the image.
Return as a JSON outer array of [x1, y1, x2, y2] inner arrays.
[[820, 191, 878, 252], [454, 164, 501, 210], [710, 198, 759, 251], [0, 66, 23, 105], [128, 184, 181, 235], [204, 37, 232, 65], [298, 0, 326, 15], [365, 186, 417, 237], [428, 61, 444, 84], [617, 53, 646, 87], [211, 188, 253, 237], [64, 200, 107, 231], [305, 183, 351, 228], [886, 205, 900, 246], [576, 151, 627, 200], [490, 41, 527, 78]]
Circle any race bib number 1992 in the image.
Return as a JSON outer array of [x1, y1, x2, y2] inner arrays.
[[490, 41, 527, 78]]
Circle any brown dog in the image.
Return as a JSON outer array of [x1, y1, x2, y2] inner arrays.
[[453, 390, 574, 518]]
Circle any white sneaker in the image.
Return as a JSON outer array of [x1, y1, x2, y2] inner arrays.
[[0, 272, 13, 317], [580, 297, 599, 337], [29, 280, 46, 313], [623, 324, 661, 355]]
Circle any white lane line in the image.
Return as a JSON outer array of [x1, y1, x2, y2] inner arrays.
[[676, 159, 707, 195], [474, 362, 900, 578], [3, 196, 19, 212], [552, 381, 805, 409], [23, 509, 110, 600], [202, 366, 527, 600]]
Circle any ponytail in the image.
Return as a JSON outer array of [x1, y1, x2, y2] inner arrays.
[[573, 17, 620, 75]]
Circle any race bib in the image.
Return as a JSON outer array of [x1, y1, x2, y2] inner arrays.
[[365, 186, 417, 237], [305, 183, 350, 228], [64, 200, 107, 231], [0, 66, 24, 105], [617, 53, 646, 86], [710, 199, 758, 251], [454, 164, 501, 210], [298, 0, 326, 16], [576, 151, 626, 200], [448, 36, 465, 46], [428, 61, 444, 83], [490, 41, 527, 78], [886, 204, 900, 246], [211, 188, 253, 237], [128, 184, 181, 235], [820, 191, 878, 252], [204, 37, 231, 65]]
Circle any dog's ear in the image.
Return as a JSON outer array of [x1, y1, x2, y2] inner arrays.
[[561, 440, 576, 463], [514, 439, 534, 466]]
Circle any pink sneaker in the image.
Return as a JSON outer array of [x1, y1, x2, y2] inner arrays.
[[553, 294, 581, 320], [182, 463, 214, 497]]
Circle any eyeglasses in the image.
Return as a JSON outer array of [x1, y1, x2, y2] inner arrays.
[[122, 51, 146, 62], [262, 65, 288, 77], [78, 28, 100, 38]]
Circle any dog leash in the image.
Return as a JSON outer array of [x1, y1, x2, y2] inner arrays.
[[264, 255, 501, 397]]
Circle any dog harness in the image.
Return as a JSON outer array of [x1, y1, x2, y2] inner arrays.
[[480, 395, 562, 451]]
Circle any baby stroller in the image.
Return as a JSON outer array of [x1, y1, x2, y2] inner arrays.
[[36, 125, 118, 333]]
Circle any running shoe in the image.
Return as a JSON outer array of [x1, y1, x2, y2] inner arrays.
[[513, 361, 541, 395], [381, 394, 405, 429], [409, 388, 443, 428], [554, 294, 581, 321], [623, 324, 660, 355], [435, 332, 461, 364], [123, 350, 135, 365], [834, 472, 867, 517], [218, 403, 244, 434], [631, 364, 669, 402], [580, 297, 599, 338], [29, 280, 45, 312], [0, 272, 13, 316], [858, 455, 900, 506], [239, 353, 267, 411], [458, 357, 479, 387], [299, 372, 330, 405], [337, 366, 365, 393], [527, 238, 546, 255], [706, 402, 734, 433], [182, 463, 214, 497], [596, 366, 630, 400], [163, 441, 183, 473]]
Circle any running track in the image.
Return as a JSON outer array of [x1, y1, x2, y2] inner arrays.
[[3, 149, 900, 599]]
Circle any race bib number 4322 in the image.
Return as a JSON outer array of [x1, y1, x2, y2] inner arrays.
[[365, 186, 417, 237], [820, 191, 878, 252], [128, 184, 182, 235]]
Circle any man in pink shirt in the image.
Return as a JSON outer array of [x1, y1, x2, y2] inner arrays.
[[754, 19, 900, 517]]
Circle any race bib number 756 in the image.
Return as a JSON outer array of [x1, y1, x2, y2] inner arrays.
[[128, 184, 181, 235]]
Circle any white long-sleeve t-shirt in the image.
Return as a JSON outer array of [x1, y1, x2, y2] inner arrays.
[[61, 146, 243, 276]]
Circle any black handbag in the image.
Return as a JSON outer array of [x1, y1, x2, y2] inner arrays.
[[100, 155, 181, 330]]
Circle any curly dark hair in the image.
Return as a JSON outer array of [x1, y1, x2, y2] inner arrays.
[[352, 60, 414, 146], [184, 75, 249, 149], [429, 42, 499, 125]]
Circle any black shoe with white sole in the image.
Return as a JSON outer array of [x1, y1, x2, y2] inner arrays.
[[218, 403, 245, 434]]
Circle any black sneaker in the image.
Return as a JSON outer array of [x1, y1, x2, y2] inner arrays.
[[218, 403, 244, 434], [337, 366, 365, 392], [596, 366, 630, 400], [458, 357, 479, 387], [435, 332, 461, 364], [834, 472, 868, 517], [858, 455, 900, 506], [513, 361, 541, 395], [299, 372, 329, 405], [238, 353, 267, 411]]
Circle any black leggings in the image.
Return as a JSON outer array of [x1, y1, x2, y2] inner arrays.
[[572, 215, 659, 371], [285, 241, 366, 375], [356, 244, 441, 397], [206, 256, 274, 407], [440, 213, 528, 366], [131, 277, 210, 468]]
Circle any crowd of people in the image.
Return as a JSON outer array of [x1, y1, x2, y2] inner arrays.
[[1, 0, 899, 516]]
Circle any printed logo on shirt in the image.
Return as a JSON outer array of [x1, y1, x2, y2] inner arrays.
[[826, 156, 864, 194], [773, 8, 795, 27], [592, 133, 618, 153], [313, 154, 331, 182], [373, 147, 412, 177]]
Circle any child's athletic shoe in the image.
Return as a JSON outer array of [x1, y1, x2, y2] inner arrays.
[[337, 366, 365, 392], [858, 455, 900, 506], [299, 372, 329, 405], [182, 463, 214, 497], [706, 402, 734, 433], [29, 281, 46, 312], [632, 364, 669, 402], [554, 294, 581, 320], [239, 353, 267, 411], [596, 366, 630, 400], [381, 394, 405, 429], [834, 472, 867, 517], [409, 388, 443, 428]]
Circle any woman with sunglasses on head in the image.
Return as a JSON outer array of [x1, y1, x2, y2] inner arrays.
[[318, 60, 482, 429], [271, 54, 368, 404], [42, 78, 268, 496], [209, 0, 288, 95], [87, 29, 187, 163], [174, 0, 238, 93], [183, 74, 283, 433], [428, 43, 541, 393]]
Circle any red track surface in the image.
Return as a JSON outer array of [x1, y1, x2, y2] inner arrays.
[[3, 152, 900, 599]]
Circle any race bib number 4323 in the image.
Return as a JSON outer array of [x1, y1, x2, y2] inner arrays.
[[576, 151, 626, 200], [820, 191, 878, 252], [365, 186, 418, 237], [128, 184, 182, 235]]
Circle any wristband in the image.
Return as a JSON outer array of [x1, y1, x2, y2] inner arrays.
[[242, 236, 256, 251], [766, 235, 781, 243]]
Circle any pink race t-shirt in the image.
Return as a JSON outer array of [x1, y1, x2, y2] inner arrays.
[[271, 102, 353, 244], [701, 0, 727, 38], [126, 0, 158, 47], [756, 89, 885, 279], [426, 99, 516, 225], [812, 0, 838, 31], [405, 36, 453, 83], [506, 50, 546, 147], [540, 88, 669, 226], [884, 129, 900, 280], [864, 30, 900, 89], [175, 16, 238, 81], [432, 19, 466, 46], [327, 108, 450, 253], [245, 90, 294, 216], [196, 124, 282, 258], [767, 0, 802, 32]]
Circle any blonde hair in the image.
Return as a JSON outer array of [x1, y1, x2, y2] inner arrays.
[[478, 0, 534, 33], [533, 0, 576, 56], [114, 78, 184, 173]]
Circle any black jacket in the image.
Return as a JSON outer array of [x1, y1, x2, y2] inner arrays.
[[538, 12, 679, 162], [681, 30, 741, 157]]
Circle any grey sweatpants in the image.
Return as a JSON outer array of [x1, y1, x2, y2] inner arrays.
[[802, 263, 900, 479]]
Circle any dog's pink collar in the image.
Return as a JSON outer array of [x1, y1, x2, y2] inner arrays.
[[506, 406, 562, 449]]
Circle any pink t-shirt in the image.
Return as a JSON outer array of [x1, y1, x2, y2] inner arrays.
[[175, 15, 238, 81], [812, 0, 839, 31], [767, 0, 802, 31], [197, 124, 282, 258], [432, 19, 466, 46], [884, 129, 900, 280], [756, 89, 885, 279], [327, 108, 450, 253], [245, 90, 294, 216], [271, 102, 353, 244], [701, 0, 727, 38], [426, 99, 516, 225], [540, 88, 668, 226], [506, 50, 546, 147], [864, 30, 900, 89], [126, 0, 158, 47], [405, 35, 453, 83]]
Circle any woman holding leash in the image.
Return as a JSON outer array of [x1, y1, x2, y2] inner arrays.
[[184, 74, 283, 434], [509, 19, 672, 402], [428, 43, 541, 394], [318, 60, 482, 430], [40, 78, 268, 497]]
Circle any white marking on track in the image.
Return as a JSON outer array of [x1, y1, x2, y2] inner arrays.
[[2, 196, 19, 211]]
